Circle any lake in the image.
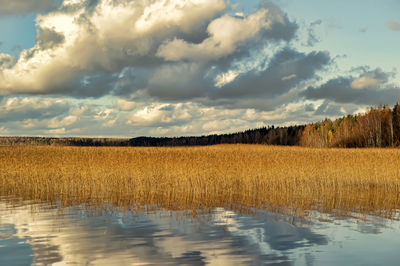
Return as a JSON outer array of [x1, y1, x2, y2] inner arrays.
[[1, 196, 399, 266]]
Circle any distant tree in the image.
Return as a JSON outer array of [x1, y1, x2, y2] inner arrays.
[[393, 103, 400, 146]]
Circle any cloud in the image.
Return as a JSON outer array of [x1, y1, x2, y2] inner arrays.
[[126, 103, 196, 127], [126, 47, 330, 110], [116, 98, 141, 111], [258, 0, 298, 41], [145, 62, 217, 100], [303, 68, 400, 105], [387, 20, 400, 31], [0, 0, 59, 15], [314, 100, 346, 117], [0, 0, 226, 96], [350, 68, 389, 89], [1, 0, 381, 137], [0, 97, 69, 122], [0, 53, 16, 69], [0, 94, 362, 138], [306, 20, 322, 46], [214, 48, 330, 100], [36, 27, 65, 50], [156, 9, 287, 62], [0, 0, 308, 106], [215, 70, 240, 87], [45, 127, 66, 134], [0, 94, 284, 136], [0, 96, 104, 136], [48, 115, 78, 128]]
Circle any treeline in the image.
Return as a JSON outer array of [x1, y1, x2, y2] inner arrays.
[[0, 137, 130, 146], [300, 103, 400, 148], [0, 126, 304, 147], [129, 126, 304, 146]]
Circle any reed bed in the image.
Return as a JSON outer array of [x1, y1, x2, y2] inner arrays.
[[1, 145, 400, 218]]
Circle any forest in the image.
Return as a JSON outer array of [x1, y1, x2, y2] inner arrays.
[[128, 126, 304, 146], [300, 103, 400, 148], [1, 103, 400, 148]]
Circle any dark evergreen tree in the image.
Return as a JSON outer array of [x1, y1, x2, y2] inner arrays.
[[393, 103, 400, 146]]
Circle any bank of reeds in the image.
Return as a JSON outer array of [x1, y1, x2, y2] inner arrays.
[[1, 145, 399, 218]]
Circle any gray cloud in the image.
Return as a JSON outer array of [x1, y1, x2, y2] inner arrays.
[[146, 63, 213, 100], [306, 20, 322, 46], [0, 0, 60, 15], [36, 28, 65, 50], [215, 49, 330, 99], [113, 47, 330, 111], [0, 97, 69, 122], [314, 100, 345, 117], [303, 68, 400, 105], [0, 53, 15, 68], [258, 1, 298, 42]]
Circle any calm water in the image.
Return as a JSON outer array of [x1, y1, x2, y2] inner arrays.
[[1, 197, 400, 265]]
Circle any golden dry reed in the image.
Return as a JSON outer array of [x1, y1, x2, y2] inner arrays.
[[1, 145, 400, 218]]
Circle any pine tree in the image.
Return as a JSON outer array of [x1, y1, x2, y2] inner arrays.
[[393, 103, 400, 146]]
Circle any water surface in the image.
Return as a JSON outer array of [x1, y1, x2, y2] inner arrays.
[[1, 197, 399, 265]]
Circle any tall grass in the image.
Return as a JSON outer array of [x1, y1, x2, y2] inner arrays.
[[1, 145, 399, 218]]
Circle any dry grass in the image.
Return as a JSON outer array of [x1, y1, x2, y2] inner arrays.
[[1, 145, 400, 218]]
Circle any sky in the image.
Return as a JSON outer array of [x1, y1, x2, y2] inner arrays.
[[0, 0, 399, 137]]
